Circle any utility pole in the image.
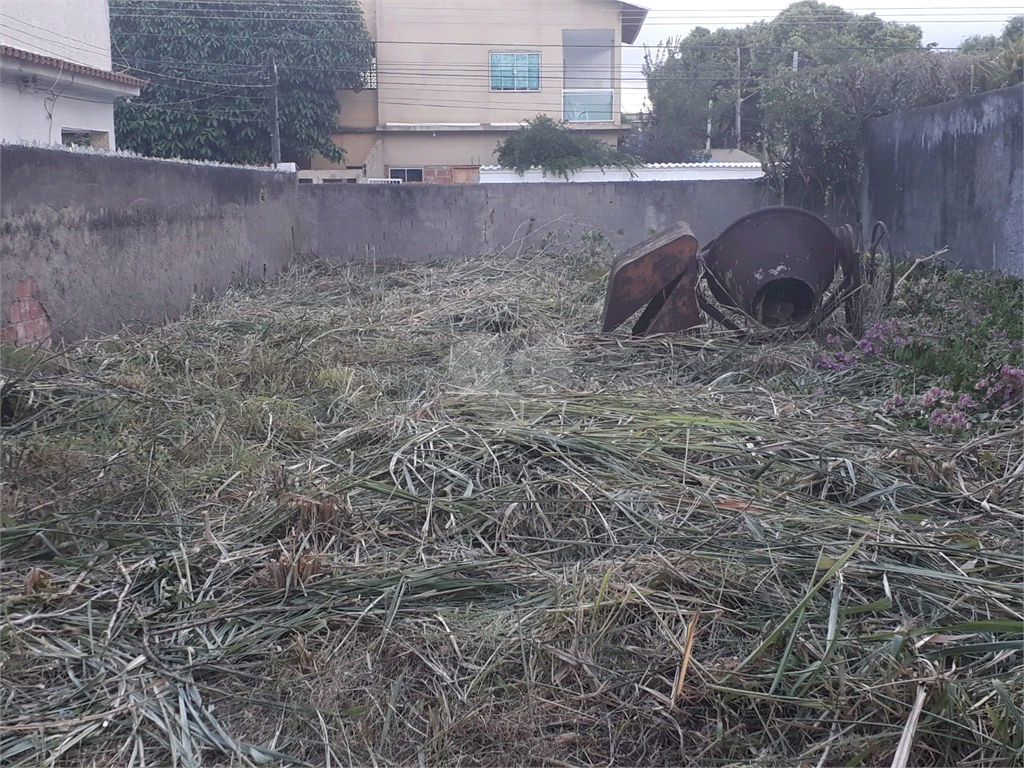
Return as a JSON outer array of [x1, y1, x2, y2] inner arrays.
[[792, 51, 799, 72], [266, 48, 281, 165], [734, 47, 742, 149], [706, 99, 713, 151]]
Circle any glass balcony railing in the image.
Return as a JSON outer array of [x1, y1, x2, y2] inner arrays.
[[563, 90, 614, 122]]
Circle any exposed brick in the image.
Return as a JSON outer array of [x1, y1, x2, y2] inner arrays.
[[423, 166, 454, 184], [14, 277, 37, 300], [20, 318, 52, 347], [3, 279, 51, 348]]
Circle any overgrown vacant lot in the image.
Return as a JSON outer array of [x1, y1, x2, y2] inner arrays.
[[2, 248, 1022, 767]]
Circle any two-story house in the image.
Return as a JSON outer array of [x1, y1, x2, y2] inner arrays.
[[0, 0, 143, 150], [306, 0, 647, 183]]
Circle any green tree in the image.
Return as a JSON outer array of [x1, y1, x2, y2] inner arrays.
[[1000, 16, 1024, 46], [758, 54, 982, 211], [640, 1, 924, 163], [758, 13, 1024, 212], [995, 15, 1024, 82], [110, 0, 373, 165], [494, 115, 639, 180], [959, 34, 999, 54], [760, 0, 922, 69], [640, 26, 751, 161]]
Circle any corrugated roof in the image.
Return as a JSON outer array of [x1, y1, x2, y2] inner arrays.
[[1, 46, 146, 88], [479, 162, 762, 170], [642, 161, 762, 169]]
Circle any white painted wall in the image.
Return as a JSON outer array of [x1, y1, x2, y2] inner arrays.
[[0, 1, 138, 149], [479, 163, 765, 183], [0, 0, 113, 70], [0, 78, 116, 146]]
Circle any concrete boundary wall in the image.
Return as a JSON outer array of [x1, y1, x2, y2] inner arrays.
[[300, 180, 777, 262], [1, 146, 778, 346], [1, 145, 299, 344], [861, 85, 1023, 277]]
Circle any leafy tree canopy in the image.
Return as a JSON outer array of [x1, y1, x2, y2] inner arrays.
[[640, 1, 923, 162], [757, 13, 1023, 210], [959, 34, 999, 54], [960, 15, 1023, 59], [760, 1, 922, 69], [640, 2, 1023, 214], [494, 115, 640, 180], [110, 0, 373, 165], [992, 15, 1024, 82]]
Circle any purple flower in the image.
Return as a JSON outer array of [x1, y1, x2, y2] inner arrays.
[[923, 387, 952, 406], [883, 394, 906, 414], [816, 351, 858, 371], [1000, 365, 1023, 382], [930, 408, 969, 432]]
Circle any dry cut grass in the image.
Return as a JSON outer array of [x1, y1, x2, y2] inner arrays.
[[1, 246, 1022, 767]]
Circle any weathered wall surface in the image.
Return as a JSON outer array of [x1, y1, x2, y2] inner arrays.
[[1, 145, 299, 344], [861, 85, 1023, 277], [301, 180, 777, 262]]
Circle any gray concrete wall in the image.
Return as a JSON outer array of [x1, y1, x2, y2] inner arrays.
[[0, 145, 778, 346], [1, 145, 299, 344], [300, 180, 778, 262], [861, 85, 1023, 277]]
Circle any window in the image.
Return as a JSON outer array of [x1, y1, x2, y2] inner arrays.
[[490, 52, 540, 91], [62, 130, 109, 149], [360, 56, 377, 90], [389, 168, 423, 183]]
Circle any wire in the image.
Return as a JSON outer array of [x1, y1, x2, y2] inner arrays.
[[5, 2, 1013, 122], [0, 13, 112, 54]]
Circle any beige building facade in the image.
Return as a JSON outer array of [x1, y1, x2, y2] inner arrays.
[[307, 0, 647, 183]]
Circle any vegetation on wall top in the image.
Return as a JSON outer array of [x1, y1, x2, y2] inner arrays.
[[639, 1, 1024, 212], [494, 115, 640, 180]]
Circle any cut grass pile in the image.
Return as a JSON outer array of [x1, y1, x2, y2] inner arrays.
[[2, 248, 1022, 767]]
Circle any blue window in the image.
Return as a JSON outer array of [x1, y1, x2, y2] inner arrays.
[[490, 52, 540, 91]]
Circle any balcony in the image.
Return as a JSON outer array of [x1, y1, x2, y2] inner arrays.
[[562, 28, 615, 124]]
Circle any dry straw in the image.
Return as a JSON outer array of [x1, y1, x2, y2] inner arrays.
[[2, 243, 1021, 767]]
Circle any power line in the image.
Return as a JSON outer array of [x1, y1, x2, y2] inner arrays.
[[5, 4, 1012, 121]]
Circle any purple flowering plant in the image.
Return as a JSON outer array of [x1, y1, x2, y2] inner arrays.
[[817, 262, 1022, 432]]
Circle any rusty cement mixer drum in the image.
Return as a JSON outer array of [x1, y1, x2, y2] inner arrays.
[[703, 207, 842, 328]]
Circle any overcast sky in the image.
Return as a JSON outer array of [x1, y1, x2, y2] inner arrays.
[[622, 1, 1021, 111]]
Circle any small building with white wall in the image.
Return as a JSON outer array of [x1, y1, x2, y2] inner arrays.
[[0, 0, 143, 149]]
